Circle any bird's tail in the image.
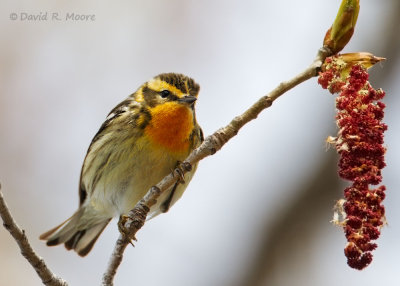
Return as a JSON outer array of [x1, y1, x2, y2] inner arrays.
[[39, 208, 111, 257]]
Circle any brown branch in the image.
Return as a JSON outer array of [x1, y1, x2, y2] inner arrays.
[[0, 186, 68, 286], [102, 47, 333, 285]]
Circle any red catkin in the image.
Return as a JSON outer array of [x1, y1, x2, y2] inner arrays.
[[319, 57, 387, 270]]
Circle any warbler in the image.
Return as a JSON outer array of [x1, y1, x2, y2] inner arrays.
[[40, 73, 203, 256]]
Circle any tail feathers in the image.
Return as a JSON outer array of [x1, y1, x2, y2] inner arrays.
[[40, 210, 111, 257], [39, 217, 72, 241], [65, 221, 110, 256]]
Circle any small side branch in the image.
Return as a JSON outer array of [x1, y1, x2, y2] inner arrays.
[[102, 47, 332, 285], [0, 186, 68, 286]]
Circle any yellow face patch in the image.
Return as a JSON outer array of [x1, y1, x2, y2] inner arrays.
[[144, 101, 194, 154], [135, 88, 144, 102], [147, 78, 186, 99]]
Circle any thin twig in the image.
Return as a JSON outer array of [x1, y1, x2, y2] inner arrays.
[[0, 185, 68, 286], [102, 47, 332, 285]]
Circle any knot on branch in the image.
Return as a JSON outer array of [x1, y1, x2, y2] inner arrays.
[[230, 116, 242, 131], [264, 96, 273, 108], [129, 203, 149, 230], [145, 186, 162, 207], [174, 161, 192, 178], [201, 131, 225, 156], [208, 129, 227, 154], [3, 222, 11, 231], [180, 161, 192, 172]]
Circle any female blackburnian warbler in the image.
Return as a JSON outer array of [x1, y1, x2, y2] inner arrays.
[[40, 73, 203, 256]]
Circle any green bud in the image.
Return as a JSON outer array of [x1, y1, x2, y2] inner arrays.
[[324, 0, 360, 54]]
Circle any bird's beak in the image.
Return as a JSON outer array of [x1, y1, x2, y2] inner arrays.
[[177, 95, 197, 105]]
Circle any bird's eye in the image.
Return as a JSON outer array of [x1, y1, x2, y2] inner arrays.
[[160, 90, 170, 98]]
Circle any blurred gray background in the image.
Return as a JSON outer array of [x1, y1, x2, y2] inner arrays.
[[1, 1, 399, 285]]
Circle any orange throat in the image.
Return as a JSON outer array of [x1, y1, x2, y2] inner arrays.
[[145, 102, 194, 153]]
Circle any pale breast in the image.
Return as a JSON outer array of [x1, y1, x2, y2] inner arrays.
[[85, 134, 193, 218]]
